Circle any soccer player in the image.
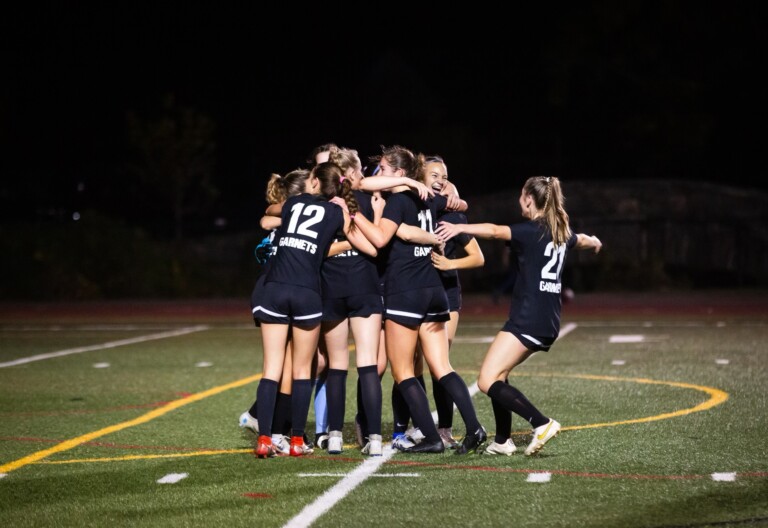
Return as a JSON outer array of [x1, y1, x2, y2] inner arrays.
[[320, 145, 435, 455], [354, 145, 487, 454], [435, 176, 602, 456], [251, 162, 367, 458]]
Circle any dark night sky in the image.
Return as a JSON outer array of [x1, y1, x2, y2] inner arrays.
[[2, 4, 765, 235]]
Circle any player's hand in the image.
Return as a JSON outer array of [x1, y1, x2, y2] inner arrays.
[[330, 196, 349, 213], [371, 194, 386, 216], [404, 179, 434, 200], [592, 236, 603, 254], [435, 221, 458, 241], [431, 251, 451, 270]]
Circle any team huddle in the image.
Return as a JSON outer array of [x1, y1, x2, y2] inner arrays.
[[240, 144, 602, 459]]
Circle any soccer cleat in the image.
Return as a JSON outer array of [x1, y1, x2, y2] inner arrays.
[[524, 419, 561, 456], [362, 434, 383, 456], [354, 414, 365, 447], [405, 427, 425, 444], [315, 433, 329, 450], [255, 435, 274, 459], [327, 430, 343, 454], [456, 426, 488, 455], [239, 411, 259, 434], [391, 433, 416, 451], [289, 436, 314, 457], [438, 427, 459, 449], [271, 434, 290, 456], [403, 439, 445, 454], [303, 433, 314, 450], [484, 438, 517, 456]]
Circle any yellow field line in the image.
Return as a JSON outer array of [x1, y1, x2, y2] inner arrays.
[[4, 372, 727, 469], [0, 373, 262, 474], [39, 449, 253, 465], [546, 373, 729, 430]]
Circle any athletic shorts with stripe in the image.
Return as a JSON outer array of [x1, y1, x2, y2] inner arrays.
[[251, 281, 323, 327], [501, 321, 556, 352], [384, 286, 450, 326]]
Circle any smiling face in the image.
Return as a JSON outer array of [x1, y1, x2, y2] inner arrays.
[[423, 161, 448, 193]]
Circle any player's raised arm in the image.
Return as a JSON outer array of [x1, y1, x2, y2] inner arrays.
[[436, 221, 511, 242]]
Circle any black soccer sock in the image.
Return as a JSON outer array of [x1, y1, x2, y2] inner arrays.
[[255, 378, 278, 437], [247, 398, 258, 418], [357, 365, 381, 436], [487, 380, 548, 428], [398, 377, 440, 442], [326, 368, 347, 431], [491, 391, 512, 443], [391, 382, 411, 434], [356, 377, 369, 437], [291, 379, 313, 438], [272, 392, 292, 436], [431, 374, 455, 429], [438, 372, 481, 433]]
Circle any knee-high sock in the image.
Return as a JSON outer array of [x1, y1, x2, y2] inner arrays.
[[431, 374, 455, 428], [255, 378, 278, 437], [291, 379, 313, 438], [487, 380, 547, 428], [357, 365, 381, 436], [326, 368, 348, 431], [272, 392, 292, 436], [391, 382, 411, 434], [398, 377, 440, 443], [491, 393, 512, 443], [438, 372, 481, 433], [356, 377, 368, 436], [314, 376, 328, 434]]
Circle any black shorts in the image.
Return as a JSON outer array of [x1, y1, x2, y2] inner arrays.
[[250, 275, 267, 327], [252, 281, 323, 327], [501, 323, 555, 352], [440, 275, 462, 312], [322, 293, 383, 321], [444, 284, 462, 312], [384, 286, 450, 326]]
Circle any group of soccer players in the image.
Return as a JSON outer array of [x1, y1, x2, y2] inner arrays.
[[242, 143, 602, 459]]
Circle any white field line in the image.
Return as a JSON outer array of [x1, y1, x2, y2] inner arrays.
[[0, 325, 209, 368], [283, 322, 579, 528], [157, 472, 188, 484]]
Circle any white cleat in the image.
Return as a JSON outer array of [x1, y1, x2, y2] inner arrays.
[[484, 438, 517, 456], [239, 412, 259, 434], [524, 419, 561, 456]]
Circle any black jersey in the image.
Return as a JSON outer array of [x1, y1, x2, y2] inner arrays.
[[264, 193, 344, 293], [436, 210, 472, 285], [320, 190, 379, 298], [505, 220, 578, 338], [381, 190, 448, 295]]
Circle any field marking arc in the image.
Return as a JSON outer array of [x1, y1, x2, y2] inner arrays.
[[509, 372, 729, 431]]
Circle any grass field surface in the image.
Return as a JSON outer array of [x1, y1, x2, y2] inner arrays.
[[0, 292, 766, 527]]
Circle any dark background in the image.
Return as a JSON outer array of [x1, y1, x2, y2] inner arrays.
[[1, 4, 766, 298]]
